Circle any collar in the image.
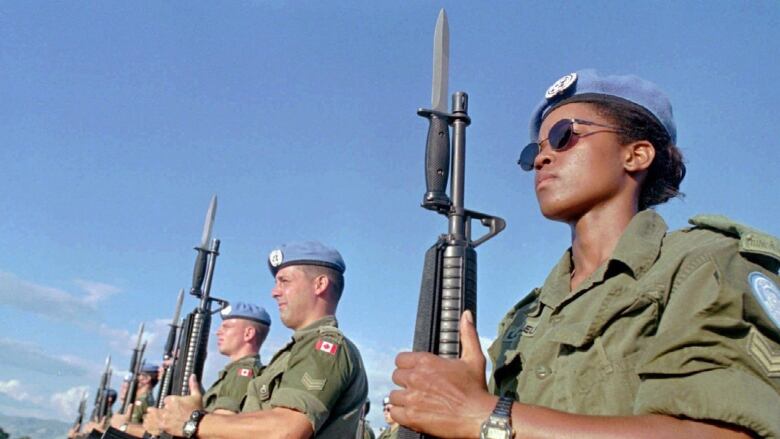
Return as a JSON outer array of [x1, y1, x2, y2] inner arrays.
[[292, 315, 339, 341], [224, 354, 260, 370], [540, 209, 667, 309]]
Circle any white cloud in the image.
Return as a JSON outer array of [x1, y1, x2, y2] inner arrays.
[[0, 338, 88, 376], [0, 379, 44, 405], [51, 386, 89, 419], [0, 271, 120, 324], [74, 279, 120, 306]]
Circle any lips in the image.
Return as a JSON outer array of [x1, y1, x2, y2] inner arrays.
[[535, 172, 556, 188]]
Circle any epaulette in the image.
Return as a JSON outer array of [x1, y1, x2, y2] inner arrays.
[[689, 214, 780, 266], [317, 325, 344, 342]]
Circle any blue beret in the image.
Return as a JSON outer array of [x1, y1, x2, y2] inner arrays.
[[105, 388, 117, 399], [140, 363, 159, 375], [220, 301, 271, 326], [267, 241, 346, 276], [529, 69, 676, 144]]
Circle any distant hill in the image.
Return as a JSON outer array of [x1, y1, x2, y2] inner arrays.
[[0, 413, 69, 439]]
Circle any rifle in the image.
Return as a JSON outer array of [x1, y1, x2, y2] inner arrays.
[[134, 197, 226, 439], [156, 288, 185, 407], [72, 390, 88, 432], [89, 355, 112, 422], [399, 9, 505, 439], [119, 323, 145, 415], [101, 341, 146, 439]]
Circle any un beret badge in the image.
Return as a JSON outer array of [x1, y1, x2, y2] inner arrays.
[[545, 72, 577, 99], [269, 249, 284, 267], [220, 304, 232, 317]]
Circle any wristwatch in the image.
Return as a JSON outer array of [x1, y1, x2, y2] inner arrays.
[[480, 396, 515, 439], [182, 410, 208, 439]]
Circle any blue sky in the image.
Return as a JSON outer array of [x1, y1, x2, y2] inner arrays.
[[1, 0, 778, 429]]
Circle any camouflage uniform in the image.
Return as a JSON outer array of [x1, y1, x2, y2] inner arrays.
[[243, 315, 368, 438], [377, 424, 399, 439], [202, 354, 263, 413], [488, 210, 780, 437]]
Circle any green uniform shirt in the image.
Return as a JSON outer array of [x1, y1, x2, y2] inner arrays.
[[488, 210, 780, 437], [129, 390, 155, 424], [243, 316, 368, 438], [377, 424, 399, 439], [202, 354, 263, 413]]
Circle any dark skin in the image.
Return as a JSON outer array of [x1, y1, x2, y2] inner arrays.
[[390, 102, 753, 438]]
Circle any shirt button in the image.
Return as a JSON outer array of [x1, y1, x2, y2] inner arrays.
[[535, 365, 552, 379]]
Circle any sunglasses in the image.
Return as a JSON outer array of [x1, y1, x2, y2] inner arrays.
[[518, 118, 625, 171]]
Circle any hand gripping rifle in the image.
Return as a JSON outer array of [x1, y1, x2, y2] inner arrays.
[[399, 9, 505, 439], [156, 288, 185, 406]]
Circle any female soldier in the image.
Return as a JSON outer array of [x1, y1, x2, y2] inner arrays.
[[391, 70, 780, 438]]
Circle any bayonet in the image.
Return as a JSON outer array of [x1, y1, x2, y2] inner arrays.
[[421, 8, 452, 209], [431, 9, 449, 113], [199, 195, 217, 250]]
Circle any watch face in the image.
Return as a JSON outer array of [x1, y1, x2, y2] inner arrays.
[[481, 424, 512, 439], [183, 420, 197, 438]]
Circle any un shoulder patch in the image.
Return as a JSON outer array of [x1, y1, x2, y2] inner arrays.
[[749, 272, 780, 329]]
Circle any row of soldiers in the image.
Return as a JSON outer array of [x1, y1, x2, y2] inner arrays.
[[70, 241, 398, 439]]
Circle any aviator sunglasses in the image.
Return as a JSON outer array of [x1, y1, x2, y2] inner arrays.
[[518, 118, 626, 171]]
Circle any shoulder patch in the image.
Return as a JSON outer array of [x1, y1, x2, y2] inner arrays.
[[749, 272, 780, 329], [237, 368, 254, 378], [689, 214, 780, 263], [315, 338, 338, 355], [301, 372, 326, 391], [747, 327, 780, 377]]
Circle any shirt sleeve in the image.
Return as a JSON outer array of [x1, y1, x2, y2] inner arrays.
[[269, 333, 354, 432], [635, 250, 780, 437], [210, 367, 254, 413]]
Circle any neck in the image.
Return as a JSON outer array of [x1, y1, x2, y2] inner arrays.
[[229, 346, 257, 362], [568, 198, 637, 289]]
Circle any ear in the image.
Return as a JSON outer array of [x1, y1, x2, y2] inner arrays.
[[312, 274, 330, 297], [623, 140, 655, 173], [243, 324, 256, 343]]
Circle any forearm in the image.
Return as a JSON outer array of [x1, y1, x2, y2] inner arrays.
[[510, 403, 752, 439], [197, 408, 313, 439], [124, 423, 146, 437]]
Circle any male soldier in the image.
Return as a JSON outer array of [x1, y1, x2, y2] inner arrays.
[[108, 363, 158, 433], [141, 302, 270, 436], [376, 397, 398, 439], [159, 241, 369, 439]]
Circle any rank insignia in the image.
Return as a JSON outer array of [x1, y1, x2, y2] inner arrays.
[[238, 368, 254, 378], [545, 72, 578, 99], [748, 327, 780, 377], [259, 384, 269, 400], [749, 272, 780, 329], [316, 338, 338, 355], [301, 372, 326, 391]]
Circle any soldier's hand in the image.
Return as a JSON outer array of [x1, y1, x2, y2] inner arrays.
[[160, 374, 205, 435], [390, 310, 497, 438], [109, 408, 131, 428], [143, 408, 162, 436]]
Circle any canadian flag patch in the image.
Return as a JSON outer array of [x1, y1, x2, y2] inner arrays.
[[238, 368, 254, 377], [315, 338, 338, 355]]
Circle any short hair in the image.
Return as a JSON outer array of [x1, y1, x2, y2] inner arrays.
[[248, 320, 270, 349], [300, 265, 345, 300], [587, 99, 686, 210]]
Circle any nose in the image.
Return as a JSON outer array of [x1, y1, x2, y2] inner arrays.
[[271, 284, 282, 298], [534, 142, 554, 170]]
